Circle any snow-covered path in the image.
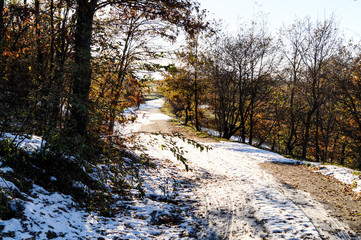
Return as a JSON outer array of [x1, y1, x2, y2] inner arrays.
[[2, 98, 358, 239], [126, 99, 358, 239], [186, 142, 353, 239]]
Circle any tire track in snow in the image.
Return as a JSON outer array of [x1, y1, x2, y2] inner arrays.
[[278, 185, 359, 239], [140, 133, 357, 239], [191, 170, 268, 239], [181, 141, 358, 239], [128, 99, 359, 239]]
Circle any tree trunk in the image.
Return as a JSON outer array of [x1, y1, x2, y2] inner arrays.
[[185, 100, 190, 125], [302, 112, 313, 159], [52, 4, 70, 131], [0, 0, 4, 39], [0, 0, 4, 73], [240, 112, 246, 143], [323, 113, 335, 162], [286, 86, 296, 155], [0, 0, 4, 57], [194, 79, 200, 131], [249, 100, 255, 145], [315, 106, 320, 162], [49, 0, 54, 67], [35, 0, 43, 67], [194, 37, 200, 131], [340, 142, 346, 166], [71, 0, 97, 137], [108, 27, 132, 134], [302, 91, 318, 159]]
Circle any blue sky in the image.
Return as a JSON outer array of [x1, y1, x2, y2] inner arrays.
[[197, 0, 361, 40]]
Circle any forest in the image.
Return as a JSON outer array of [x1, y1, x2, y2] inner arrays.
[[1, 0, 361, 238], [0, 0, 360, 175], [1, 0, 361, 170], [0, 0, 203, 155], [162, 18, 361, 169], [0, 0, 205, 219]]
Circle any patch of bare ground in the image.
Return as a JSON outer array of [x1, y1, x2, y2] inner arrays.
[[169, 123, 219, 143], [139, 106, 218, 143], [260, 162, 361, 236]]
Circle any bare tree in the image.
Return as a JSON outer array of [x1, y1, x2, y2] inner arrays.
[[280, 20, 306, 155], [226, 22, 277, 143], [299, 17, 340, 159], [206, 21, 277, 142]]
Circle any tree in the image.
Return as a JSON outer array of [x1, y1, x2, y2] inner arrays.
[[70, 0, 204, 139], [334, 47, 361, 167], [279, 20, 306, 155], [208, 21, 277, 142], [0, 0, 4, 49], [91, 7, 180, 134], [298, 18, 340, 160], [161, 67, 195, 125], [175, 34, 204, 130]]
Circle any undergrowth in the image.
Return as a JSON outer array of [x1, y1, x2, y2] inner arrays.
[[0, 134, 149, 219], [0, 125, 211, 220]]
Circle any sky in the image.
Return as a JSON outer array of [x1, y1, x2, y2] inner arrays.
[[196, 0, 361, 40]]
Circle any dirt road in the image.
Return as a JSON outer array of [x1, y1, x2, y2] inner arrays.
[[131, 99, 361, 239]]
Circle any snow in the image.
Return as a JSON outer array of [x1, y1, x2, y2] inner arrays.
[[314, 164, 361, 193], [1, 180, 199, 239], [0, 177, 19, 191], [116, 98, 171, 135], [1, 98, 360, 239], [201, 127, 271, 149], [0, 166, 13, 173], [132, 134, 324, 238], [201, 126, 361, 194], [0, 133, 44, 152]]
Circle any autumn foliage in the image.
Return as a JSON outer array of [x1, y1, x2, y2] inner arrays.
[[0, 0, 203, 158], [161, 19, 361, 169]]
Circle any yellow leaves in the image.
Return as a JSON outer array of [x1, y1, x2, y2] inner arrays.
[[353, 75, 360, 84]]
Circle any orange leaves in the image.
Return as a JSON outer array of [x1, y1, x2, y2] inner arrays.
[[351, 56, 361, 85]]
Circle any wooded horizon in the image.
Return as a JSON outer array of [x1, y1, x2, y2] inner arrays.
[[1, 0, 361, 169]]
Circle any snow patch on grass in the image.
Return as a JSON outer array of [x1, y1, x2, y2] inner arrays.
[[1, 98, 359, 239], [314, 165, 361, 192], [1, 133, 44, 153]]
